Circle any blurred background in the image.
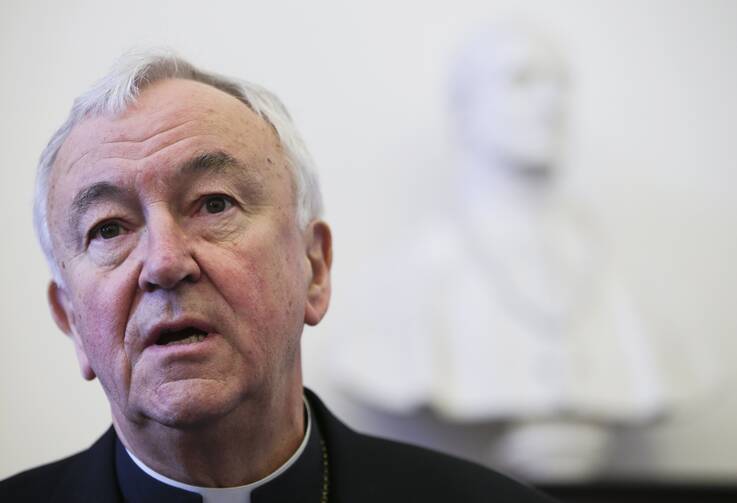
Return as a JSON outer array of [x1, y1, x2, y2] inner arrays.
[[1, 0, 736, 498]]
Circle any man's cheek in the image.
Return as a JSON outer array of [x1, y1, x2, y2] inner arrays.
[[215, 249, 270, 304], [77, 303, 123, 347], [74, 293, 130, 386]]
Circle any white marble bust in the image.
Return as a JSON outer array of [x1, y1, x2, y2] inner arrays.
[[328, 23, 666, 480]]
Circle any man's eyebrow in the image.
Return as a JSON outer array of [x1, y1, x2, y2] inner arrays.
[[178, 151, 267, 202], [179, 151, 242, 176], [70, 182, 128, 232]]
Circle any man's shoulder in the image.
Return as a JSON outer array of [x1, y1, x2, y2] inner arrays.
[[0, 450, 86, 501], [0, 427, 121, 503], [348, 431, 554, 502], [306, 390, 555, 502]]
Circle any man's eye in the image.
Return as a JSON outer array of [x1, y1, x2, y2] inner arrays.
[[91, 222, 122, 240], [203, 196, 232, 214]]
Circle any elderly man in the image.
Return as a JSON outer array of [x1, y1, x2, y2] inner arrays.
[[0, 51, 553, 502]]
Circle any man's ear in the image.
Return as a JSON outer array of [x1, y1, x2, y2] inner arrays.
[[48, 281, 96, 381], [303, 220, 333, 326]]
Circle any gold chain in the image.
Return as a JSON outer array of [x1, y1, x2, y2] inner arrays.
[[320, 439, 329, 503]]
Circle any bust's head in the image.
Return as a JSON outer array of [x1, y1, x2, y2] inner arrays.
[[449, 23, 568, 175]]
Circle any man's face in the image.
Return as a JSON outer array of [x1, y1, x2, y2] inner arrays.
[[46, 79, 331, 428]]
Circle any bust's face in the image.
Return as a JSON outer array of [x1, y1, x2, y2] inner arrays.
[[455, 30, 568, 172], [45, 79, 330, 428]]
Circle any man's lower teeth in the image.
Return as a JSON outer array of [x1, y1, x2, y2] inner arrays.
[[166, 334, 206, 346]]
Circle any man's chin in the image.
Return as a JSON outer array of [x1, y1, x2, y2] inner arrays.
[[141, 379, 243, 429]]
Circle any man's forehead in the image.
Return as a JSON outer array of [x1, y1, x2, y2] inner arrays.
[[55, 79, 280, 178]]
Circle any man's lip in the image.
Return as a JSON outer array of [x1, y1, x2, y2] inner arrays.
[[144, 318, 217, 348]]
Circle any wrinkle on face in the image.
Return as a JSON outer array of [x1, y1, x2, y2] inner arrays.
[[63, 132, 221, 178], [64, 119, 200, 174], [56, 142, 277, 258]]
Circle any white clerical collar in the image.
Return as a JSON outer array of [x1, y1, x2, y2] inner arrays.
[[125, 397, 313, 503]]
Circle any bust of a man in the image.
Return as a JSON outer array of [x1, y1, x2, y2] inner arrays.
[[329, 24, 665, 481]]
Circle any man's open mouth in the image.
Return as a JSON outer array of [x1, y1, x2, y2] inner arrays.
[[155, 327, 209, 346]]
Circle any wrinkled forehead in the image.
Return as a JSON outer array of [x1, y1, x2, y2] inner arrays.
[[54, 79, 282, 179]]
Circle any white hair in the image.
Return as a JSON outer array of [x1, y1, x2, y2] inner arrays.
[[34, 49, 323, 283]]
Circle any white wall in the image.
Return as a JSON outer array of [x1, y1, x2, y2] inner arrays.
[[1, 0, 736, 481]]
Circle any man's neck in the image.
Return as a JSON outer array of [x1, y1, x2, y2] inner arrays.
[[111, 383, 305, 488]]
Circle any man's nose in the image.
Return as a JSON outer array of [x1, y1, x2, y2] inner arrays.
[[138, 215, 201, 291]]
